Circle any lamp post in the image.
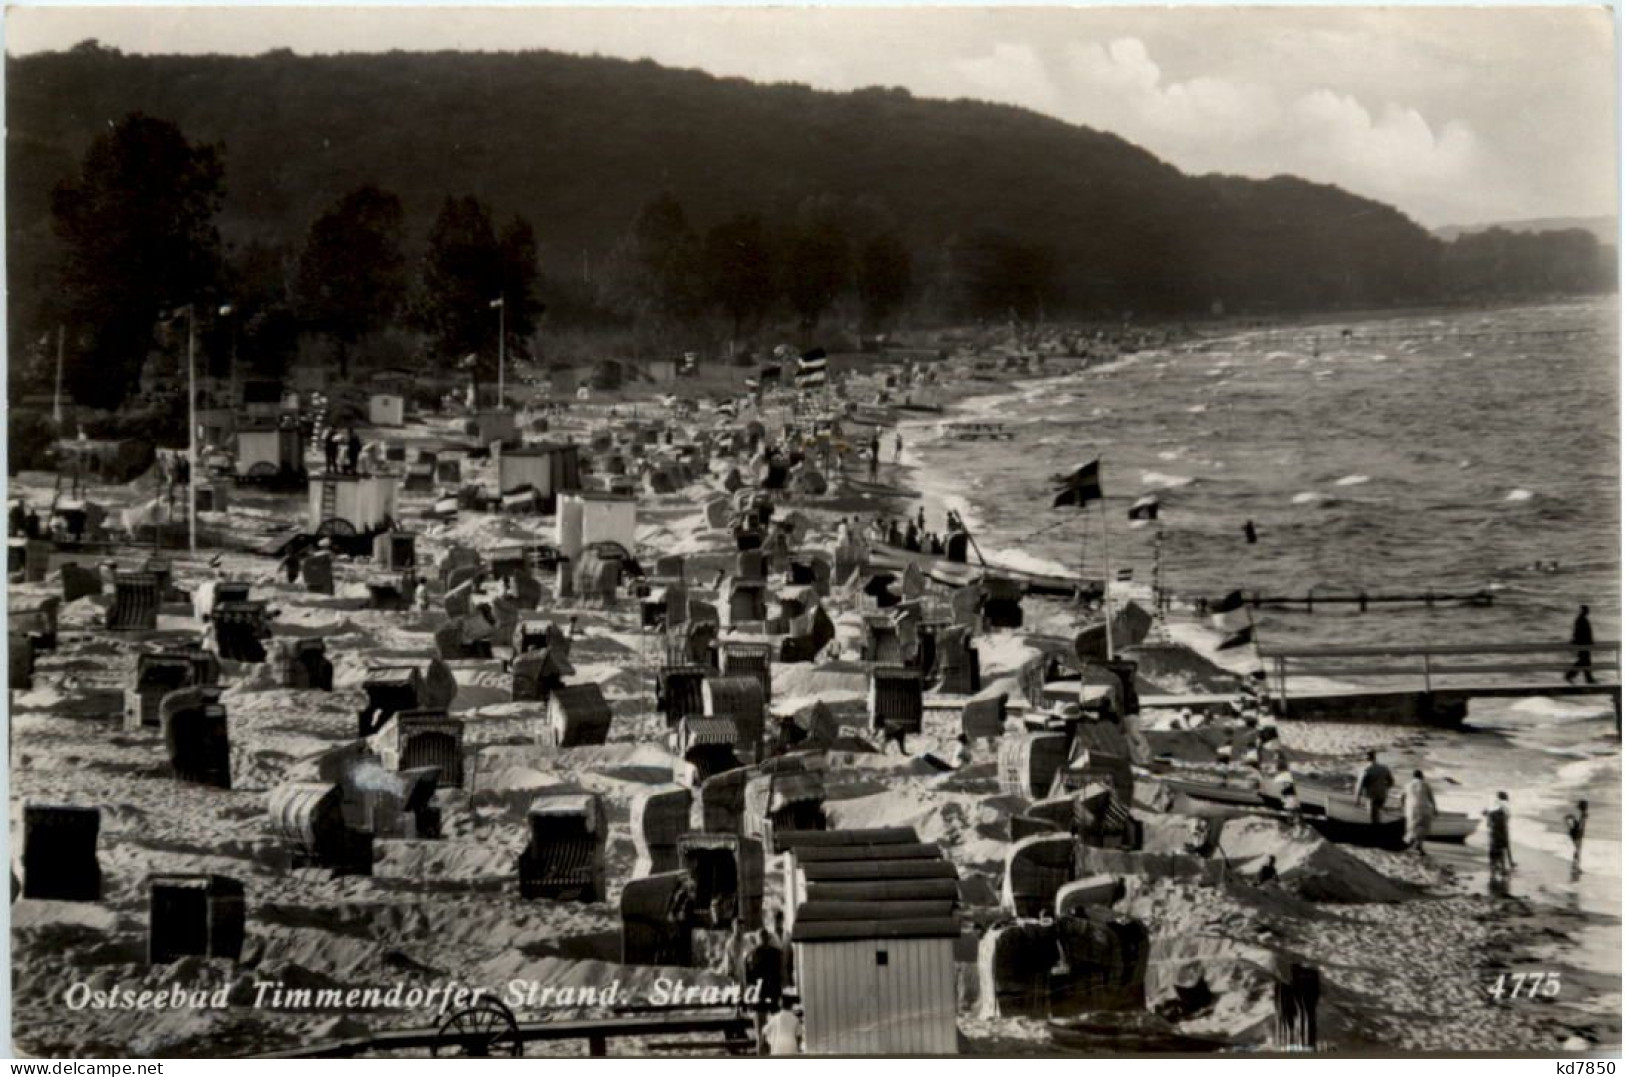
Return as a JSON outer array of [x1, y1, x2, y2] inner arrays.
[[491, 295, 506, 408], [218, 303, 236, 406], [180, 304, 198, 555]]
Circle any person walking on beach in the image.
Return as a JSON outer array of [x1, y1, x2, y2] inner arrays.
[[761, 997, 801, 1056], [1565, 605, 1596, 685], [894, 432, 904, 462], [1243, 519, 1258, 545], [1401, 769, 1437, 854], [1354, 750, 1395, 827], [1483, 791, 1515, 877], [868, 434, 880, 480], [1566, 800, 1588, 871]]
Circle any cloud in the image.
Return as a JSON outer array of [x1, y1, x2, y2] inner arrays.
[[934, 35, 1495, 225]]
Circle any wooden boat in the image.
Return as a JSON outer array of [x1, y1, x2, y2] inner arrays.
[[938, 420, 1014, 441], [1297, 783, 1479, 849], [864, 541, 1095, 598], [1160, 776, 1269, 809]]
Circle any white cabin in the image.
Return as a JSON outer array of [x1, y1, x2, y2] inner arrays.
[[308, 473, 398, 534], [556, 492, 637, 561]]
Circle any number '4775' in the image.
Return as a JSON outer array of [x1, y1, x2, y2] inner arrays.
[[1490, 971, 1562, 1000]]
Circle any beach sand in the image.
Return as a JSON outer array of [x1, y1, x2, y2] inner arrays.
[[8, 354, 1618, 1056]]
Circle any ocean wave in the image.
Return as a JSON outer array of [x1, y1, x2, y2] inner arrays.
[[1186, 404, 1207, 414], [1141, 471, 1196, 489], [1505, 488, 1535, 502], [1334, 474, 1371, 487]]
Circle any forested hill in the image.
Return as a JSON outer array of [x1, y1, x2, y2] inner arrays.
[[9, 43, 1455, 319]]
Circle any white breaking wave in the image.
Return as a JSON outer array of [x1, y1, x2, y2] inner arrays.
[[1505, 488, 1535, 502], [1334, 474, 1371, 487], [1292, 491, 1325, 504], [1141, 471, 1196, 489]]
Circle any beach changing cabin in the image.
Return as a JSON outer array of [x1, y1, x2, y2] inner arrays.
[[785, 830, 961, 1054], [308, 473, 398, 537], [235, 420, 304, 481], [367, 392, 405, 427], [556, 492, 637, 562], [497, 442, 582, 511]]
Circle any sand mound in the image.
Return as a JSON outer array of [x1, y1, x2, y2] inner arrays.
[[1215, 816, 1416, 903]]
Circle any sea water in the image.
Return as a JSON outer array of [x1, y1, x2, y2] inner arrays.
[[907, 298, 1622, 993]]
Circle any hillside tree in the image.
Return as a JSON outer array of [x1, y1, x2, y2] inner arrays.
[[702, 213, 778, 344], [50, 112, 225, 408], [294, 184, 407, 375], [783, 219, 851, 330], [857, 232, 913, 328]]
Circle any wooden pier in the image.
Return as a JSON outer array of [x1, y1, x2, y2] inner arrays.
[[1199, 589, 1495, 613], [1257, 640, 1621, 726]]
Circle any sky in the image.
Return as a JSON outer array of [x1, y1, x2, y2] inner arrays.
[[4, 5, 1618, 229]]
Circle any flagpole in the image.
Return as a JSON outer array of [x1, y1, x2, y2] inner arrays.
[[52, 324, 65, 428], [186, 305, 197, 555], [497, 296, 506, 408], [1100, 479, 1115, 661]]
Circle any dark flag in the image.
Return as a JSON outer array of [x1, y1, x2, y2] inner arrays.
[[1209, 589, 1249, 631], [1051, 459, 1103, 508], [1217, 624, 1256, 651], [795, 348, 829, 389], [1129, 495, 1160, 521]]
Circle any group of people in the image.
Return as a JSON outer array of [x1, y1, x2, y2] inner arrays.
[[867, 505, 963, 555], [1355, 750, 1592, 878], [719, 914, 800, 1055], [322, 427, 365, 475]]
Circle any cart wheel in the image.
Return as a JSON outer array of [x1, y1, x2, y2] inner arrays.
[[315, 518, 358, 538], [432, 996, 523, 1057], [247, 461, 278, 479]]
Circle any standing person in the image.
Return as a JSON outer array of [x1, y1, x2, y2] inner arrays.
[[745, 929, 783, 1051], [883, 720, 909, 756], [1566, 800, 1589, 871], [1354, 750, 1396, 827], [1483, 791, 1515, 877], [1401, 769, 1437, 854], [893, 432, 904, 462], [345, 428, 362, 475], [323, 427, 339, 474], [1565, 605, 1596, 685], [761, 997, 801, 1056], [868, 433, 880, 480], [715, 918, 746, 977], [1243, 519, 1258, 545]]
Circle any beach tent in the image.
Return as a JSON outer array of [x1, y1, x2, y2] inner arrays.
[[541, 684, 613, 748], [22, 804, 101, 901], [518, 793, 607, 902], [630, 785, 693, 877]]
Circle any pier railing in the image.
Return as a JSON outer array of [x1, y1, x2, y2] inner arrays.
[[1257, 639, 1620, 702]]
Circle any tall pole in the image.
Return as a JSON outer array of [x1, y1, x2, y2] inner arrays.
[[1099, 487, 1115, 661], [52, 324, 65, 427], [497, 296, 506, 408], [187, 305, 197, 555]]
